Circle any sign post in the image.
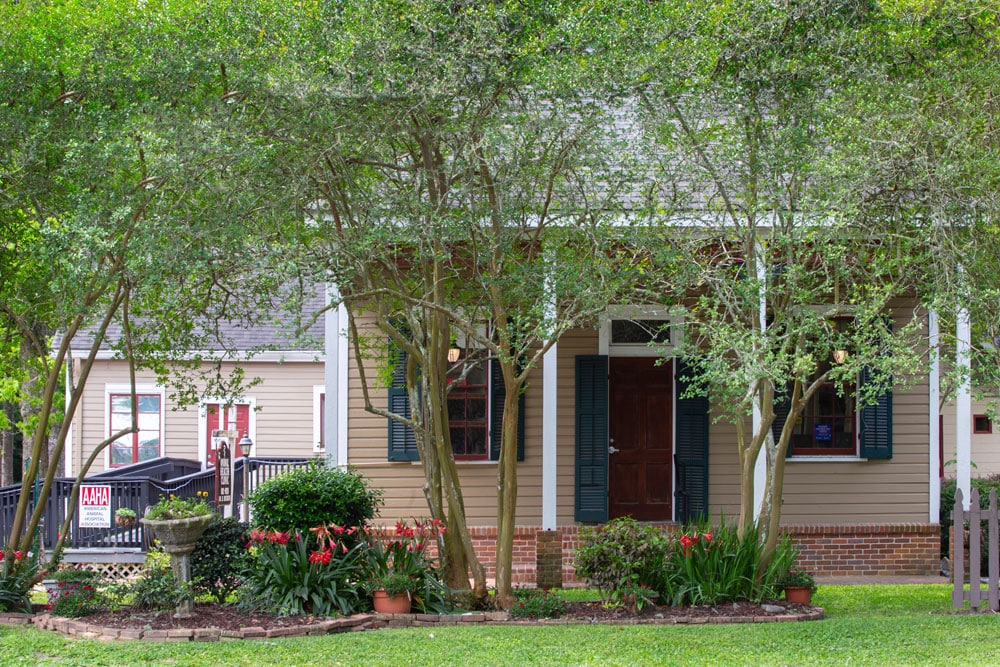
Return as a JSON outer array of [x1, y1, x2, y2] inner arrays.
[[79, 484, 111, 528], [216, 439, 233, 517]]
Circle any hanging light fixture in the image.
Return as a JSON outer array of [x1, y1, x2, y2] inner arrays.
[[447, 345, 462, 363], [832, 349, 848, 364]]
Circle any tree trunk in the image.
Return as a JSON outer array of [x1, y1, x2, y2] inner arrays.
[[0, 426, 12, 487], [494, 381, 520, 610]]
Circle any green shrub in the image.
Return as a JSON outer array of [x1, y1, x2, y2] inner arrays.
[[573, 517, 672, 597], [239, 528, 365, 616], [941, 475, 1000, 574], [510, 588, 567, 618], [0, 548, 40, 613], [660, 521, 797, 606], [191, 518, 250, 603], [125, 545, 189, 611], [247, 462, 381, 537], [572, 517, 797, 607]]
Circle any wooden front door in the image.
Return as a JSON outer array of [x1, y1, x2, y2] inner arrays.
[[608, 357, 673, 520]]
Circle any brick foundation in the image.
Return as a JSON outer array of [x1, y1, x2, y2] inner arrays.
[[462, 522, 940, 585]]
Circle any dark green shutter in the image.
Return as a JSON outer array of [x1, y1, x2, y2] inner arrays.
[[859, 365, 893, 459], [575, 355, 608, 522], [773, 383, 793, 458], [387, 346, 420, 462], [859, 318, 893, 460], [675, 358, 709, 523], [489, 359, 525, 462]]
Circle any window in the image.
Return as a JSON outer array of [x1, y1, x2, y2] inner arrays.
[[777, 316, 894, 460], [109, 393, 162, 466], [789, 360, 857, 456], [447, 361, 488, 459], [974, 414, 993, 435], [387, 345, 524, 463]]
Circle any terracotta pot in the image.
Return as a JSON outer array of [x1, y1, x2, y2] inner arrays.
[[783, 586, 813, 604], [373, 590, 412, 614]]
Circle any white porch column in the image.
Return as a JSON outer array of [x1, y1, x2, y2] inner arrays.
[[928, 310, 941, 522], [752, 242, 767, 520], [541, 254, 558, 530], [324, 284, 350, 469], [956, 305, 972, 509], [542, 343, 558, 530]]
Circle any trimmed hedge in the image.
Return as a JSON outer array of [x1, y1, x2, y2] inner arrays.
[[246, 462, 381, 536]]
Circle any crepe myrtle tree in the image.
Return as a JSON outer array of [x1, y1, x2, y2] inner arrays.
[[622, 0, 936, 569], [0, 0, 297, 580], [247, 1, 642, 607]]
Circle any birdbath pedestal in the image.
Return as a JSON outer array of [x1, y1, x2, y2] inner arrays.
[[140, 514, 215, 618]]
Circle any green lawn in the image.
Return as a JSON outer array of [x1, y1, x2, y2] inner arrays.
[[1, 585, 994, 666]]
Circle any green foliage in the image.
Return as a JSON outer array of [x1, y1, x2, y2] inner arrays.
[[145, 492, 213, 520], [0, 548, 39, 612], [47, 572, 110, 618], [660, 521, 797, 606], [191, 518, 250, 604], [247, 463, 381, 536], [777, 569, 816, 591], [240, 528, 364, 617], [124, 545, 189, 611], [940, 476, 1000, 574], [573, 517, 797, 607], [572, 517, 673, 597], [361, 520, 450, 614], [509, 588, 567, 619]]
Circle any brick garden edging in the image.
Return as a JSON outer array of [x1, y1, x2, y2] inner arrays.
[[2, 606, 824, 641]]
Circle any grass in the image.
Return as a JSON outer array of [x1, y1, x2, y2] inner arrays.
[[1, 584, 994, 666]]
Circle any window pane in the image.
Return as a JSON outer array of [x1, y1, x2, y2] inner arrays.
[[466, 427, 487, 456], [137, 438, 159, 461], [448, 398, 466, 421], [110, 395, 133, 413], [467, 398, 486, 420], [138, 395, 160, 413], [111, 441, 132, 465], [611, 319, 670, 344], [137, 412, 160, 431], [110, 413, 132, 432]]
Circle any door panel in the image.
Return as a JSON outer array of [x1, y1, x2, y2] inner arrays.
[[609, 357, 673, 520]]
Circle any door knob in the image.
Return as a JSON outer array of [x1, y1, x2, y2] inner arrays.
[[608, 446, 620, 454]]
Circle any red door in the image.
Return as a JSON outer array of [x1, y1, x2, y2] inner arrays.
[[608, 357, 673, 520], [205, 403, 249, 467]]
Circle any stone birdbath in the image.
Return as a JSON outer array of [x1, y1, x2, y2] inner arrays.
[[140, 514, 215, 618]]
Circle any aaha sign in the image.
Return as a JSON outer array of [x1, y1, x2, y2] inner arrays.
[[79, 484, 111, 528]]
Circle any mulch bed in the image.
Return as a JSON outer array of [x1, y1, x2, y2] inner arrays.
[[75, 599, 819, 632]]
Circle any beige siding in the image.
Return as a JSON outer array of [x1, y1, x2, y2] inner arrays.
[[345, 325, 544, 526], [942, 397, 1000, 478], [347, 305, 933, 527], [73, 359, 323, 475]]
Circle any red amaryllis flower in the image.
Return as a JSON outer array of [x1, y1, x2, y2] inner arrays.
[[702, 531, 713, 543], [679, 534, 695, 549], [309, 548, 332, 565]]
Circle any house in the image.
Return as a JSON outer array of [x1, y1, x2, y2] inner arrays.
[[941, 398, 1000, 479], [65, 298, 326, 477], [322, 299, 942, 585], [66, 291, 942, 584]]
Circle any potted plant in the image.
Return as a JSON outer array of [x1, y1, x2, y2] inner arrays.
[[362, 519, 447, 614], [778, 569, 816, 604], [114, 507, 137, 527]]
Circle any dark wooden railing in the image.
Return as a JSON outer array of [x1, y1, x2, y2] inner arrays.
[[0, 456, 311, 552], [952, 487, 1000, 612]]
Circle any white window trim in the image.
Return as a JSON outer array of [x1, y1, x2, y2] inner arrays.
[[198, 396, 257, 465], [599, 305, 684, 357], [104, 383, 165, 469], [313, 385, 325, 453]]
